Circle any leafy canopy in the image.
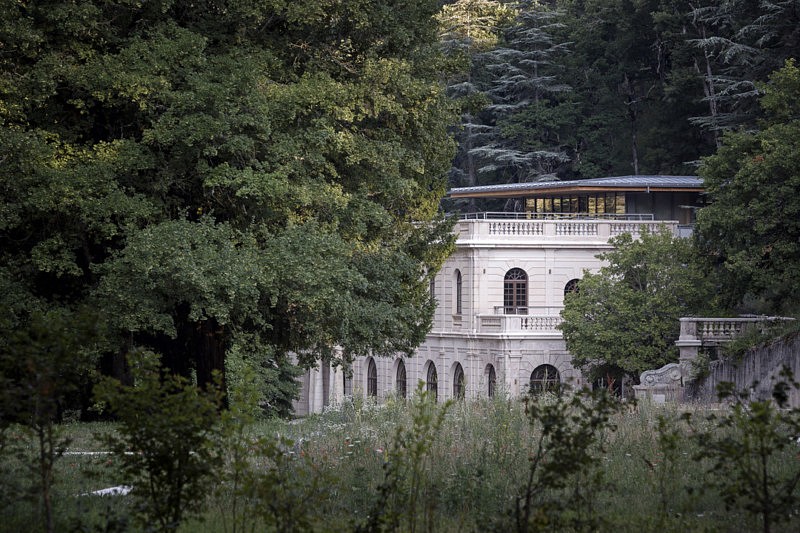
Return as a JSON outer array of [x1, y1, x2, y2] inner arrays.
[[0, 0, 458, 412], [696, 59, 800, 315], [559, 228, 715, 381]]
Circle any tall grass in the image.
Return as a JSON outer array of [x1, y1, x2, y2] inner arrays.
[[3, 395, 800, 532]]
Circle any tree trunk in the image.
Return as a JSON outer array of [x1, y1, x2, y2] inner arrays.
[[193, 318, 228, 407], [622, 73, 640, 175]]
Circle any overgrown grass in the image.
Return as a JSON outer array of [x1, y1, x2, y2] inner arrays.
[[3, 395, 800, 532]]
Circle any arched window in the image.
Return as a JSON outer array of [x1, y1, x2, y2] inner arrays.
[[504, 268, 528, 314], [426, 362, 438, 401], [487, 364, 497, 398], [367, 358, 378, 398], [453, 363, 465, 400], [396, 359, 407, 399], [564, 278, 580, 297], [530, 364, 561, 394], [455, 269, 463, 315]]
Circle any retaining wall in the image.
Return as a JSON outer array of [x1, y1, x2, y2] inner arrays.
[[687, 332, 800, 406]]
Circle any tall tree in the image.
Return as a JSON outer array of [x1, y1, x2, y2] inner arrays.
[[687, 0, 800, 136], [0, 0, 457, 413], [696, 59, 800, 315], [557, 0, 716, 177], [472, 1, 576, 187], [560, 228, 715, 381], [438, 0, 515, 211]]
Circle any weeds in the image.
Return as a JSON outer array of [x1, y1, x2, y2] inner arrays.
[[691, 367, 800, 533], [4, 379, 800, 532]]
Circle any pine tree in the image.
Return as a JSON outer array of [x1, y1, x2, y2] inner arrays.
[[438, 0, 515, 211], [470, 1, 575, 192]]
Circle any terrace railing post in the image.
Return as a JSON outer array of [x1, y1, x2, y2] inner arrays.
[[675, 318, 702, 381]]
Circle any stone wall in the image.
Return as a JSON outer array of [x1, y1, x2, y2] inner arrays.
[[686, 332, 800, 406]]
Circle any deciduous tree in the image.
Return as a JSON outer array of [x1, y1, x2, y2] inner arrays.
[[697, 59, 800, 315], [559, 228, 714, 381], [0, 0, 458, 413]]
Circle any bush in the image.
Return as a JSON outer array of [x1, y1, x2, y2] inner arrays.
[[691, 368, 800, 533], [94, 350, 224, 532]]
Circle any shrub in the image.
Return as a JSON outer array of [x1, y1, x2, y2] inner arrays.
[[691, 367, 800, 533], [500, 388, 623, 532], [94, 350, 224, 532], [358, 382, 451, 533]]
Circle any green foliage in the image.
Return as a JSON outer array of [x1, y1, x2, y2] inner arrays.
[[240, 435, 334, 533], [8, 395, 800, 531], [691, 368, 800, 533], [719, 320, 800, 362], [212, 368, 333, 533], [647, 413, 686, 527], [224, 339, 301, 418], [358, 382, 451, 533], [94, 350, 224, 531], [0, 0, 458, 413], [467, 2, 576, 184], [499, 388, 623, 532], [560, 227, 716, 381], [0, 310, 99, 533], [697, 60, 800, 315]]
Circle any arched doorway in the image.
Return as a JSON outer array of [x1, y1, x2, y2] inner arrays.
[[426, 361, 438, 401], [396, 359, 407, 399], [367, 357, 377, 398], [486, 364, 497, 398]]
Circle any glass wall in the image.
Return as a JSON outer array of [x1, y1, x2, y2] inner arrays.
[[525, 193, 626, 215]]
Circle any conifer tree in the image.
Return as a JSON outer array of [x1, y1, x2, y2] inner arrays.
[[470, 1, 575, 192]]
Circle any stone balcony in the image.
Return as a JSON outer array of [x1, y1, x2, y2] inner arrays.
[[475, 307, 564, 336], [455, 212, 680, 246]]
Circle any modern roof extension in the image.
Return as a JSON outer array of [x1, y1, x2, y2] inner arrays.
[[448, 175, 703, 198]]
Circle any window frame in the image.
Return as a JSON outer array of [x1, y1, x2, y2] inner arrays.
[[529, 364, 561, 394], [426, 362, 438, 401], [453, 363, 465, 400], [396, 359, 407, 399], [487, 364, 496, 398], [504, 268, 528, 314], [455, 269, 463, 315]]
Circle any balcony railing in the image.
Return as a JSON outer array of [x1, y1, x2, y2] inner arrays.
[[678, 316, 795, 345], [459, 212, 654, 221], [455, 214, 678, 243], [478, 309, 564, 334]]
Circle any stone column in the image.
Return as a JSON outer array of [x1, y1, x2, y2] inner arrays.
[[310, 364, 324, 413], [331, 364, 344, 405], [675, 318, 702, 381]]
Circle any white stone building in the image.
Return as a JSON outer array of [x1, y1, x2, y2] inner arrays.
[[293, 176, 704, 414]]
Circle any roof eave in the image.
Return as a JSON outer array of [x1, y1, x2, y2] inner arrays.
[[449, 186, 705, 199]]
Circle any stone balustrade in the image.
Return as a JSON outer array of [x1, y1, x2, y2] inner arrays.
[[477, 313, 563, 334], [636, 315, 795, 403], [678, 316, 790, 346], [456, 215, 677, 245]]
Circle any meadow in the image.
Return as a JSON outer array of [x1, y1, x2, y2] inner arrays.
[[2, 387, 800, 533]]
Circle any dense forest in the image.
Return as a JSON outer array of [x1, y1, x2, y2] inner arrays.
[[442, 0, 800, 210]]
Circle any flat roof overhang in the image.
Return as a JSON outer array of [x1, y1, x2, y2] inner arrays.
[[448, 175, 704, 199]]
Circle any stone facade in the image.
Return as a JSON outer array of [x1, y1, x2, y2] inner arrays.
[[294, 216, 681, 414], [293, 176, 706, 414]]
